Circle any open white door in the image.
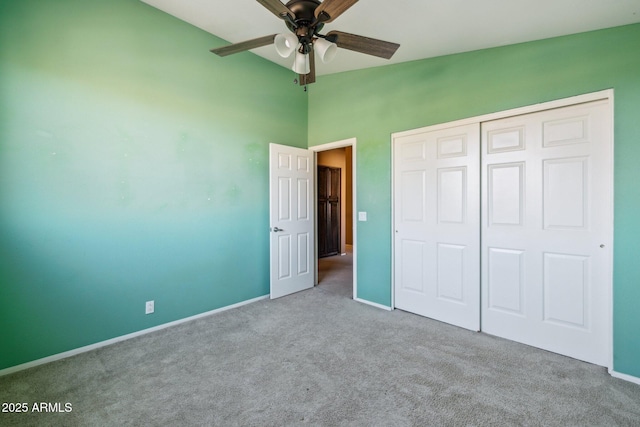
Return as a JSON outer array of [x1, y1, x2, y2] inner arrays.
[[269, 143, 314, 299]]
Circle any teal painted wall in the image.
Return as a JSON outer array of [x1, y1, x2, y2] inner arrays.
[[0, 0, 307, 370], [308, 24, 640, 377]]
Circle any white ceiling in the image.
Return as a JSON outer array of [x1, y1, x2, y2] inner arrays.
[[141, 0, 640, 76]]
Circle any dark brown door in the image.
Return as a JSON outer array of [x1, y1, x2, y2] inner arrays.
[[318, 166, 341, 258]]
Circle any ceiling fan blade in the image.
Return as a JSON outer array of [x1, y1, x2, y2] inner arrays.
[[315, 0, 358, 23], [326, 30, 400, 59], [300, 48, 316, 86], [256, 0, 294, 20], [210, 34, 277, 57]]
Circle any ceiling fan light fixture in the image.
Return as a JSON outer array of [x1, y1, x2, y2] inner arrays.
[[314, 37, 337, 63], [292, 50, 310, 75], [274, 32, 298, 58]]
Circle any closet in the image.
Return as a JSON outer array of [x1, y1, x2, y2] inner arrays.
[[393, 95, 612, 366]]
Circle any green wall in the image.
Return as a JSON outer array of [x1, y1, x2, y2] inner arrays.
[[308, 24, 640, 378], [0, 0, 307, 370]]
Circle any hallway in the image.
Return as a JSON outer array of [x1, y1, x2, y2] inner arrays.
[[317, 246, 353, 299]]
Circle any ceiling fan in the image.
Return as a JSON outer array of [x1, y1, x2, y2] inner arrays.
[[210, 0, 400, 86]]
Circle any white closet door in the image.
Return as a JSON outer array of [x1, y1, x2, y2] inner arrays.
[[394, 124, 480, 331], [481, 100, 612, 366]]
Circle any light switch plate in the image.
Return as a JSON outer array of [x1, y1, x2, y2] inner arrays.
[[358, 212, 367, 221]]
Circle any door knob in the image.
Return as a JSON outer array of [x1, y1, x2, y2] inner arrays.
[[273, 227, 284, 232]]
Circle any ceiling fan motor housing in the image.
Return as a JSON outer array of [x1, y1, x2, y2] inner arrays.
[[284, 0, 324, 34]]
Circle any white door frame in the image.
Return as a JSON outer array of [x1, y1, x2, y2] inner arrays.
[[391, 89, 614, 369], [310, 138, 358, 299]]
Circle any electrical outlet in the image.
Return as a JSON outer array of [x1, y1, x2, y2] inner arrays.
[[145, 300, 154, 314]]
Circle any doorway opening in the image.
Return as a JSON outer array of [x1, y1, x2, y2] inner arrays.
[[318, 165, 342, 258], [311, 138, 357, 300]]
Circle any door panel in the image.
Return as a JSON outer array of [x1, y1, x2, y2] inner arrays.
[[543, 157, 588, 229], [270, 144, 314, 299], [487, 162, 525, 226], [487, 247, 525, 315], [436, 243, 465, 302], [481, 100, 611, 366], [437, 167, 466, 223], [317, 166, 341, 258], [543, 252, 588, 328], [394, 124, 480, 331]]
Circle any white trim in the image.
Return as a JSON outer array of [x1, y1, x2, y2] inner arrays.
[[309, 137, 357, 152], [390, 131, 396, 310], [0, 295, 269, 377], [391, 89, 614, 369], [354, 297, 393, 311], [392, 90, 614, 139], [609, 369, 640, 386], [606, 91, 615, 372], [310, 138, 358, 300]]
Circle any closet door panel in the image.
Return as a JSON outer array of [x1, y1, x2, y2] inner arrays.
[[481, 100, 612, 366], [394, 124, 480, 331]]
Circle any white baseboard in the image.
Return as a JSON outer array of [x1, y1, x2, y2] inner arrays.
[[354, 297, 393, 311], [0, 294, 269, 377], [609, 369, 640, 385]]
